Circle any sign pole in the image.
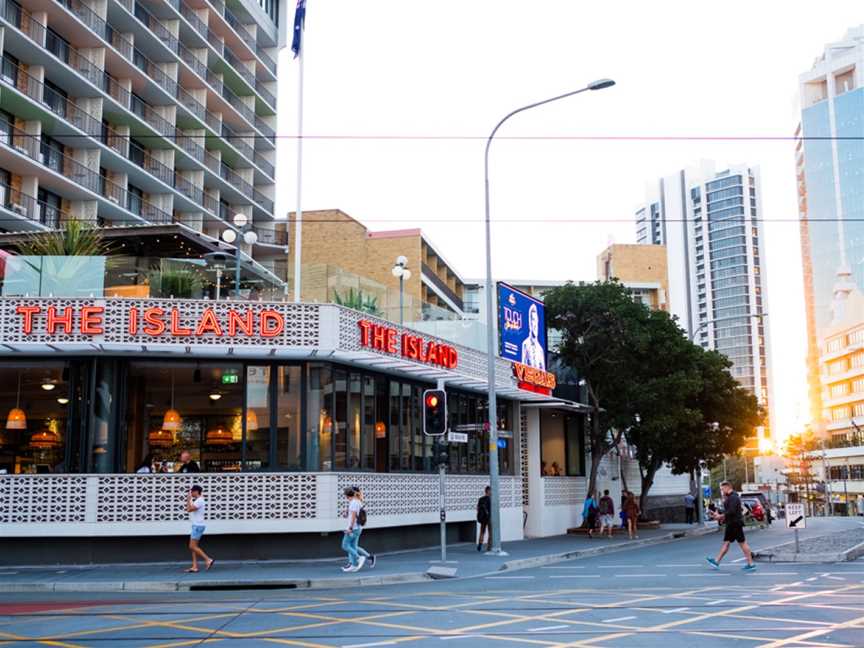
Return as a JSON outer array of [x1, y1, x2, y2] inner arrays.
[[794, 527, 800, 554], [437, 378, 447, 563]]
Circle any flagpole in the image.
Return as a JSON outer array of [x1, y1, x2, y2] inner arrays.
[[292, 20, 304, 303]]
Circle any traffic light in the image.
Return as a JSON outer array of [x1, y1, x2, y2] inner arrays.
[[423, 389, 447, 436]]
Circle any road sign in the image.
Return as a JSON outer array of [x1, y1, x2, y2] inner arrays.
[[703, 486, 711, 498], [786, 502, 806, 529], [447, 431, 468, 443]]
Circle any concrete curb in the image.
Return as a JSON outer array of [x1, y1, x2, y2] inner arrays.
[[754, 538, 864, 564], [0, 527, 718, 593], [498, 526, 718, 573]]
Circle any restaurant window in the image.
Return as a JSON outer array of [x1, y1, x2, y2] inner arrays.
[[362, 376, 377, 470], [307, 363, 331, 470], [0, 362, 74, 474], [276, 365, 302, 469], [124, 361, 244, 473], [245, 366, 270, 470], [374, 376, 388, 472], [88, 358, 122, 473], [348, 373, 362, 469], [333, 369, 348, 470], [400, 383, 411, 470], [541, 410, 584, 477]]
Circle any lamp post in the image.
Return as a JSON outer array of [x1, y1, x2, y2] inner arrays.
[[391, 256, 411, 325], [483, 78, 615, 554], [221, 213, 258, 298], [689, 312, 768, 342]]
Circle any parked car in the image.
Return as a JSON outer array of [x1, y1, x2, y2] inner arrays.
[[741, 496, 766, 524], [741, 491, 774, 524]]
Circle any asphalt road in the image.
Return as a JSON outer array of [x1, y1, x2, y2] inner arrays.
[[2, 519, 863, 647]]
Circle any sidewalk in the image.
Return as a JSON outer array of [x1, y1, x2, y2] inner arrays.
[[0, 524, 716, 593]]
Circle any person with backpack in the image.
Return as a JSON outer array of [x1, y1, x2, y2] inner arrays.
[[476, 486, 492, 552], [598, 489, 615, 539], [351, 486, 375, 569], [582, 490, 599, 538], [341, 487, 366, 572]]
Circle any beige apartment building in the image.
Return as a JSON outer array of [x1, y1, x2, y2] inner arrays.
[[286, 209, 466, 323], [596, 243, 669, 311]]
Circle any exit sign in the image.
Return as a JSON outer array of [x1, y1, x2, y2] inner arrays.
[[221, 374, 239, 385]]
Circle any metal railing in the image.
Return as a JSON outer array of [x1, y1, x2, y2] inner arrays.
[[421, 262, 465, 311], [254, 227, 288, 246], [0, 182, 62, 227]]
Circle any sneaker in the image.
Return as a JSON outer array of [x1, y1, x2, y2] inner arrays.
[[368, 554, 376, 569], [357, 555, 367, 570], [742, 563, 757, 572], [477, 543, 482, 552], [341, 565, 354, 572], [706, 557, 720, 570]]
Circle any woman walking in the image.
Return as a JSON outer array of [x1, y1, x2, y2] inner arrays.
[[582, 490, 599, 538], [623, 491, 641, 540]]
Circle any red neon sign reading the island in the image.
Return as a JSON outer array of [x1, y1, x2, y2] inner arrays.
[[512, 361, 556, 395], [14, 305, 286, 338], [358, 320, 458, 369]]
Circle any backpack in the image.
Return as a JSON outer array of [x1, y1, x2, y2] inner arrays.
[[357, 506, 367, 527], [599, 497, 612, 515]]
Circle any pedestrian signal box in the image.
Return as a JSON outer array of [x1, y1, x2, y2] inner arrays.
[[423, 389, 447, 436]]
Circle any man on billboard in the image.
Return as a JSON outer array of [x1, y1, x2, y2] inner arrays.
[[520, 303, 546, 370]]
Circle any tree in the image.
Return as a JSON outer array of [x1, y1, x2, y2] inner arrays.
[[16, 219, 109, 256], [544, 281, 651, 498], [784, 430, 820, 514]]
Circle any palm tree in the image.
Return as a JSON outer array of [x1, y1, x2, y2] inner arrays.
[[16, 219, 109, 256]]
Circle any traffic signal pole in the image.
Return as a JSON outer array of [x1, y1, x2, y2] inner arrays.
[[436, 379, 448, 563]]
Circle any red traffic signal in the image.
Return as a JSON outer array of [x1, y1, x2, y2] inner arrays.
[[423, 389, 447, 436]]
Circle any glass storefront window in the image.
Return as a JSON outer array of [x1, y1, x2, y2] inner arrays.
[[333, 369, 348, 470], [245, 366, 271, 470], [540, 410, 584, 477], [277, 366, 302, 470], [0, 362, 73, 474], [348, 373, 362, 470], [125, 362, 243, 473], [308, 363, 332, 471]]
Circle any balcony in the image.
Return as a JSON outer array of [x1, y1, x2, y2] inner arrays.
[[421, 262, 464, 312], [0, 182, 62, 228], [253, 227, 288, 246]]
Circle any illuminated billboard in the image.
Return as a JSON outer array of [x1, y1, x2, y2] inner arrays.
[[497, 282, 547, 370]]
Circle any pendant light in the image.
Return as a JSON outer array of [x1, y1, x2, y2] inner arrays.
[[205, 425, 232, 446], [6, 372, 27, 430], [30, 428, 60, 449], [162, 370, 181, 431], [246, 409, 259, 431], [148, 428, 174, 448]]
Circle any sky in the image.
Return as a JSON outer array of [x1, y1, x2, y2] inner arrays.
[[272, 0, 864, 445]]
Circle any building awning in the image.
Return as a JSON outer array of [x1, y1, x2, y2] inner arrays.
[[521, 399, 592, 413]]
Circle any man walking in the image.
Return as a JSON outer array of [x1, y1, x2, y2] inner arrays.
[[341, 487, 366, 572], [598, 489, 615, 538], [476, 486, 492, 552], [706, 481, 756, 571], [184, 485, 214, 573], [684, 492, 696, 524]]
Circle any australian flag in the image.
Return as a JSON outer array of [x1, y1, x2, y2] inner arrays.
[[291, 0, 306, 58]]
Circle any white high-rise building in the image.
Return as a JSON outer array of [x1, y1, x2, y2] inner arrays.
[[635, 161, 773, 447]]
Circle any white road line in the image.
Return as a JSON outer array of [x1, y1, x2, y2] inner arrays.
[[541, 566, 585, 570], [806, 577, 818, 582], [597, 564, 643, 568], [528, 625, 569, 632], [656, 563, 698, 567], [706, 599, 727, 606], [678, 573, 731, 576], [604, 616, 637, 623], [550, 575, 601, 579], [751, 572, 799, 576], [439, 636, 480, 641], [662, 607, 689, 614], [484, 576, 534, 580], [826, 576, 846, 581], [343, 642, 398, 648], [614, 574, 664, 578]]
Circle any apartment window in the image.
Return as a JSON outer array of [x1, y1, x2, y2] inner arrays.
[[45, 28, 71, 63], [826, 337, 843, 353], [830, 383, 849, 398], [127, 183, 143, 215], [852, 353, 864, 369], [43, 79, 68, 118], [849, 329, 864, 347], [0, 109, 12, 146], [852, 378, 864, 393], [37, 187, 62, 227], [133, 49, 147, 72], [1, 53, 18, 86], [0, 167, 10, 208], [130, 93, 146, 119], [40, 135, 65, 173], [828, 359, 846, 375], [854, 403, 864, 418], [129, 138, 146, 168]]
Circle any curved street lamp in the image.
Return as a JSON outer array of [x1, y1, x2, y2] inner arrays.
[[483, 79, 616, 555]]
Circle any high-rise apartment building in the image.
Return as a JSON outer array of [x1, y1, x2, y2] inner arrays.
[[635, 161, 772, 446], [0, 0, 285, 258], [797, 26, 864, 447]]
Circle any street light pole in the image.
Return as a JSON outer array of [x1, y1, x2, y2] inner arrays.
[[483, 79, 615, 554], [392, 256, 411, 326], [689, 312, 768, 342]]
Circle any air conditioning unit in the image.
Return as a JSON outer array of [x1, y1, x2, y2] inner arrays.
[[11, 203, 26, 216]]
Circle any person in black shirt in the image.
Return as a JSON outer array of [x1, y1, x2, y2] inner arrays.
[[706, 481, 755, 571], [476, 486, 491, 552], [177, 450, 201, 473]]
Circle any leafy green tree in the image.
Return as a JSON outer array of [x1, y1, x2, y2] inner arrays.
[[544, 280, 651, 497]]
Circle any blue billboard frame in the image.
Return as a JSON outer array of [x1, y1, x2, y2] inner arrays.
[[497, 282, 548, 370]]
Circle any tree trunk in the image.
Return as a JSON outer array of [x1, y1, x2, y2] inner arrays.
[[638, 459, 660, 520], [586, 410, 605, 499]]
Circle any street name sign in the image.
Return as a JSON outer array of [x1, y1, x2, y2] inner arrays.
[[447, 431, 468, 443]]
